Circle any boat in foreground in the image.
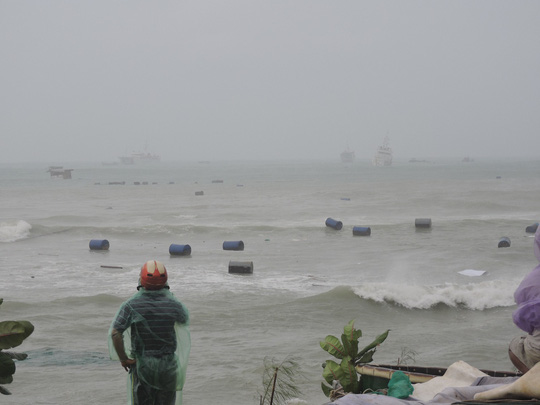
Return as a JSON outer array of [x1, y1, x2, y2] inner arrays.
[[356, 363, 521, 389]]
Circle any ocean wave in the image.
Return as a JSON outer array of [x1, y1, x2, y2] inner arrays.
[[350, 281, 517, 310], [25, 348, 110, 367], [49, 293, 124, 306], [27, 221, 309, 236], [0, 220, 32, 242]]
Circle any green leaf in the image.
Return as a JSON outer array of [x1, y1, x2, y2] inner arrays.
[[339, 356, 360, 393], [0, 385, 12, 395], [342, 333, 359, 359], [320, 335, 346, 359], [356, 349, 376, 364], [342, 334, 351, 356], [321, 381, 332, 397], [343, 320, 355, 338], [0, 376, 13, 385], [0, 352, 15, 380], [343, 320, 362, 342], [322, 360, 344, 385], [357, 329, 390, 358], [0, 321, 34, 350], [2, 352, 27, 361]]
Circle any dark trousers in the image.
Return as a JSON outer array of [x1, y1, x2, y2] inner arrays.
[[130, 366, 176, 405]]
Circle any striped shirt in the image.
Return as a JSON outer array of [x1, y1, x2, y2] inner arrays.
[[113, 289, 188, 357]]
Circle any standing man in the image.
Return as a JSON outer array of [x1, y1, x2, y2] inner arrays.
[[109, 260, 190, 405]]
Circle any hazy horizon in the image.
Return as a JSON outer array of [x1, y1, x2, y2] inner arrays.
[[2, 1, 539, 164]]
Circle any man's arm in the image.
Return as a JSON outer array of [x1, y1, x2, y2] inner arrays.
[[111, 328, 136, 372]]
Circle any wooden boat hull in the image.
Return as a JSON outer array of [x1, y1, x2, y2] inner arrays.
[[356, 364, 521, 390]]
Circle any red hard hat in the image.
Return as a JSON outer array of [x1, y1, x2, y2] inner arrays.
[[139, 260, 168, 290]]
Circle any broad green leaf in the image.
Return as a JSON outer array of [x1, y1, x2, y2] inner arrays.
[[0, 352, 15, 379], [341, 333, 359, 359], [343, 320, 354, 337], [321, 382, 332, 397], [343, 320, 362, 342], [320, 335, 346, 359], [342, 334, 351, 355], [0, 385, 11, 395], [357, 329, 390, 358], [0, 321, 34, 350], [2, 352, 27, 361], [356, 349, 376, 364], [0, 375, 14, 385], [339, 356, 360, 393], [322, 360, 344, 384]]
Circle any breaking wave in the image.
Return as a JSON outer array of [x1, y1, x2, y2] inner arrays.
[[350, 280, 518, 310], [0, 220, 32, 242]]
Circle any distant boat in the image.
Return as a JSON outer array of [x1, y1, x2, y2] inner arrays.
[[340, 148, 355, 163], [47, 166, 73, 179], [119, 149, 161, 165], [462, 156, 474, 163], [372, 137, 393, 166]]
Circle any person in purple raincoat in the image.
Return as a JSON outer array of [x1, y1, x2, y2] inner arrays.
[[509, 226, 540, 373]]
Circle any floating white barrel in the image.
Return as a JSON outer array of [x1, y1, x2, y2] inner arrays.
[[223, 240, 244, 251], [352, 226, 371, 236], [228, 261, 253, 274], [325, 218, 343, 230], [89, 239, 109, 250], [498, 237, 511, 248], [169, 244, 192, 256], [415, 218, 432, 228]]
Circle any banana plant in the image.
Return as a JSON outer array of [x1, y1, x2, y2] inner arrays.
[[320, 320, 389, 397], [0, 299, 34, 395]]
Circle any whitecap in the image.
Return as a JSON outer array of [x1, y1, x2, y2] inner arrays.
[[351, 280, 517, 310], [0, 220, 32, 242]]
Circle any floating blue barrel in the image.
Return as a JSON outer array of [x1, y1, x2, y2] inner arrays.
[[325, 218, 343, 230], [169, 244, 192, 256], [89, 239, 109, 250], [353, 226, 371, 236], [223, 240, 244, 251], [415, 218, 432, 228], [228, 261, 253, 274], [526, 223, 539, 234], [498, 237, 511, 248]]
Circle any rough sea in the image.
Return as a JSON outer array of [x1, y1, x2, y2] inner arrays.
[[1, 158, 539, 405]]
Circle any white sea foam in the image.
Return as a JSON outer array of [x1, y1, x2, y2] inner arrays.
[[0, 220, 32, 242], [351, 280, 518, 310]]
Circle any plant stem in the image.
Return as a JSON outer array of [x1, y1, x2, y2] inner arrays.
[[269, 368, 278, 405]]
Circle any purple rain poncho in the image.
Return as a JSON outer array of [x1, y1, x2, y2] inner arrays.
[[513, 227, 540, 334]]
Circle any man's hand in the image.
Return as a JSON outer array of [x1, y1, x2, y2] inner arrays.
[[120, 358, 136, 372]]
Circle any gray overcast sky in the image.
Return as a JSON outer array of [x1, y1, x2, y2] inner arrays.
[[1, 1, 539, 163]]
